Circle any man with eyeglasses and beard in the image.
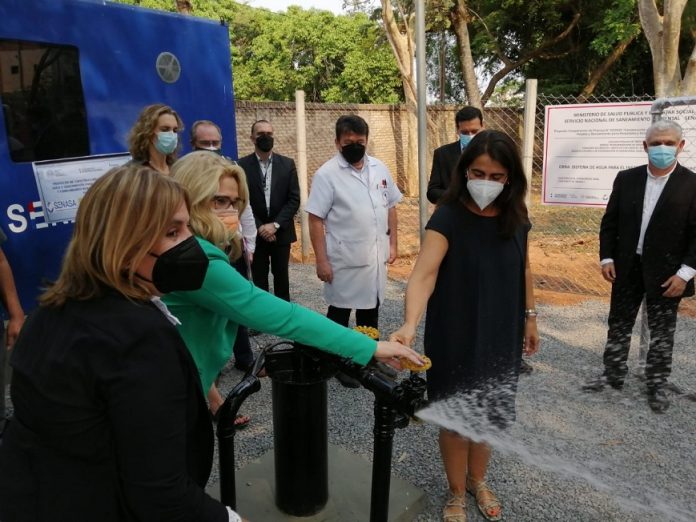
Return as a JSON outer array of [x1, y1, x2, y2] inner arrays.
[[238, 120, 300, 302]]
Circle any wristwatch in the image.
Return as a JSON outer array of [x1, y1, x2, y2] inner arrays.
[[273, 222, 280, 230]]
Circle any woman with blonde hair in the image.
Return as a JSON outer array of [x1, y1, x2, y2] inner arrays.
[[169, 151, 252, 426], [166, 151, 425, 424], [127, 103, 184, 174], [0, 165, 244, 521]]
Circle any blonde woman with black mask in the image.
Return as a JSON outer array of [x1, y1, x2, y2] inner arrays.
[[0, 165, 246, 521]]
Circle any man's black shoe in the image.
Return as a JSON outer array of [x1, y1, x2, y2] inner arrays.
[[520, 359, 533, 375], [647, 388, 669, 413], [335, 371, 361, 389], [582, 375, 623, 392]]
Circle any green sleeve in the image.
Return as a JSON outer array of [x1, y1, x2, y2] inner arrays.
[[182, 245, 377, 366]]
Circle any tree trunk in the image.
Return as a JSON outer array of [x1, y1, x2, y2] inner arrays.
[[579, 33, 637, 100], [685, 42, 696, 94], [450, 0, 482, 108], [380, 0, 436, 196], [638, 0, 688, 97], [175, 0, 193, 14]]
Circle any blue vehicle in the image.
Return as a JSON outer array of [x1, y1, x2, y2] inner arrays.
[[0, 0, 238, 315]]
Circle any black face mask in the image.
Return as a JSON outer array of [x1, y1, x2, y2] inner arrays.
[[255, 135, 274, 153], [142, 236, 209, 294], [340, 143, 366, 165]]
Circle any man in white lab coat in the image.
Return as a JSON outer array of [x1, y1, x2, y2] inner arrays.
[[306, 115, 401, 385]]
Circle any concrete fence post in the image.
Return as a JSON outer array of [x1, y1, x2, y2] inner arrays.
[[295, 90, 310, 262]]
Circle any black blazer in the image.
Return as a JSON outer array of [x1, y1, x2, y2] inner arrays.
[[0, 293, 227, 522], [238, 152, 300, 245], [427, 141, 462, 204], [599, 164, 696, 297]]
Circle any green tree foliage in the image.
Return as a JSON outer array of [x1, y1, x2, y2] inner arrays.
[[113, 0, 402, 103]]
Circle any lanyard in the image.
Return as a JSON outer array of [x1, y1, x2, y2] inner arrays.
[[260, 158, 272, 189]]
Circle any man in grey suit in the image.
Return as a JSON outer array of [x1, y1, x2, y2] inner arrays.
[[238, 120, 300, 301]]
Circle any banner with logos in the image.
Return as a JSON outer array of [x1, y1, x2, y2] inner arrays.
[[32, 153, 131, 223], [542, 102, 696, 207]]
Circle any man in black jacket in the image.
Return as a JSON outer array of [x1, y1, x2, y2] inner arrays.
[[427, 106, 483, 204], [584, 120, 696, 413], [238, 120, 300, 301]]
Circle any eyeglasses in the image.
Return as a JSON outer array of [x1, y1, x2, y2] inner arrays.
[[211, 195, 237, 209], [196, 140, 221, 148]]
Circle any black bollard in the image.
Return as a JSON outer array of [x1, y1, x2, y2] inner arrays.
[[265, 344, 335, 516], [265, 344, 428, 520]]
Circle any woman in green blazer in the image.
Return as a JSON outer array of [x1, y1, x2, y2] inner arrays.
[[165, 152, 423, 421]]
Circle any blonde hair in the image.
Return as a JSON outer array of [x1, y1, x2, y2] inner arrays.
[[170, 151, 249, 261], [128, 104, 184, 164], [41, 165, 188, 306]]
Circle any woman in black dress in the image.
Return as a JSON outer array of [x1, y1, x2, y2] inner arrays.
[[391, 130, 540, 521]]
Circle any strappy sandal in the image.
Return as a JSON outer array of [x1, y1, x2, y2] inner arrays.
[[443, 492, 467, 521], [466, 481, 501, 521]]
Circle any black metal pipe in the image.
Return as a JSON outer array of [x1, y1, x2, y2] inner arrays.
[[216, 344, 278, 508], [370, 399, 397, 522], [218, 429, 237, 508]]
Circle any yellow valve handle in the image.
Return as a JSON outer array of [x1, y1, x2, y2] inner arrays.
[[399, 354, 432, 372]]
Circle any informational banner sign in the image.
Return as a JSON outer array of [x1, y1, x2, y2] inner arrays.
[[542, 102, 696, 207], [32, 153, 131, 223]]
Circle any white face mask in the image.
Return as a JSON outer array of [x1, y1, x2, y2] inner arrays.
[[467, 179, 504, 210]]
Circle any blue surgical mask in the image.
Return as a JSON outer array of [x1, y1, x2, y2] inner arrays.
[[648, 145, 677, 169], [459, 133, 473, 149], [155, 131, 178, 155]]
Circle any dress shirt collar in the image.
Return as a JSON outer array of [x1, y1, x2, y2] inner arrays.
[[255, 152, 273, 164], [646, 162, 677, 180]]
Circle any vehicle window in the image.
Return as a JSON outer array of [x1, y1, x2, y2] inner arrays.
[[0, 40, 89, 162]]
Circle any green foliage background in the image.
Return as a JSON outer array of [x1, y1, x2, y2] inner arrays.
[[113, 0, 403, 103]]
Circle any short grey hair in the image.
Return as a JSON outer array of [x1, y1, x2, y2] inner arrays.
[[190, 120, 222, 145], [645, 119, 683, 141]]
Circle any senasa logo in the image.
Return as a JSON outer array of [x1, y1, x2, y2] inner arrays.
[[6, 201, 74, 233], [45, 199, 79, 213]]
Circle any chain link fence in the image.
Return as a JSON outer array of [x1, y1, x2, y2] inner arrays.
[[235, 99, 522, 274], [235, 93, 696, 314]]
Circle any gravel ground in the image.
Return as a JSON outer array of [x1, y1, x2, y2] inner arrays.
[[214, 263, 696, 522], [3, 264, 694, 521]]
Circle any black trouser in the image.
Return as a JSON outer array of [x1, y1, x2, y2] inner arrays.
[[604, 255, 680, 390], [232, 253, 254, 369], [251, 239, 291, 301], [326, 302, 380, 333]]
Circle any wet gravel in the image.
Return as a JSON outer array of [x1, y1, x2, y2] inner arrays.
[[214, 263, 696, 522]]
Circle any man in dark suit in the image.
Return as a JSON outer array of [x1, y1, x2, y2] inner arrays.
[[427, 106, 484, 204], [584, 120, 696, 413], [238, 120, 300, 301]]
